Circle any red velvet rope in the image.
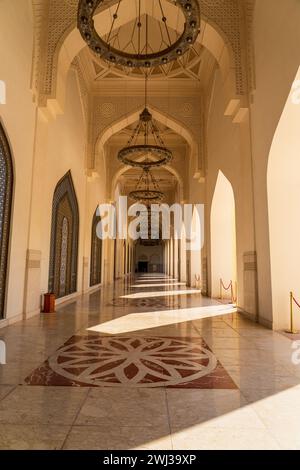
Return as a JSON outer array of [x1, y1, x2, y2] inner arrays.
[[221, 279, 232, 291], [292, 295, 300, 310]]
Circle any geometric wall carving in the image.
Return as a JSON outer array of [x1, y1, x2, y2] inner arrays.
[[48, 171, 79, 298]]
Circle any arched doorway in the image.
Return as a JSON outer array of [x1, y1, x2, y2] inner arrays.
[[267, 66, 300, 330], [90, 208, 102, 287], [210, 171, 237, 299], [0, 122, 13, 318], [48, 171, 79, 298]]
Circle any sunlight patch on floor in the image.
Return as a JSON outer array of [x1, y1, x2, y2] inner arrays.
[[131, 282, 186, 288], [135, 278, 179, 282], [87, 304, 237, 334], [120, 289, 201, 299]]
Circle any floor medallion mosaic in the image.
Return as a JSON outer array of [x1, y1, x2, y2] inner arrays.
[[25, 335, 237, 389]]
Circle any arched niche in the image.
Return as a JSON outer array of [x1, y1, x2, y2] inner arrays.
[[48, 171, 79, 298], [210, 170, 236, 299]]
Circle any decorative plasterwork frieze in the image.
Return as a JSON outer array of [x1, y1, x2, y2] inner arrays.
[[243, 0, 256, 95], [32, 0, 250, 106]]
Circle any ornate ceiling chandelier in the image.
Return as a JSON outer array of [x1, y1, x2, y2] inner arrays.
[[78, 0, 201, 68], [118, 65, 173, 168], [129, 167, 165, 202], [122, 73, 169, 203], [118, 105, 173, 169]]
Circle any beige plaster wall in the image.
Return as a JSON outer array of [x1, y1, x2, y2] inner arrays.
[[205, 70, 256, 317], [250, 0, 300, 327], [267, 66, 300, 331], [0, 1, 36, 323], [24, 68, 105, 315]]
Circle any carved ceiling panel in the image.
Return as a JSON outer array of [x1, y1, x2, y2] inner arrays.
[[32, 0, 252, 103]]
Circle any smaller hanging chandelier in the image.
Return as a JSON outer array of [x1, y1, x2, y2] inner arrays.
[[118, 107, 173, 169], [118, 71, 173, 169], [129, 167, 165, 203]]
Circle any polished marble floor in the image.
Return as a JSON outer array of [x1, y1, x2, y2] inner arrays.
[[0, 274, 300, 449]]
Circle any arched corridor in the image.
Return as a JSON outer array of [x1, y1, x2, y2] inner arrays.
[[1, 0, 300, 452]]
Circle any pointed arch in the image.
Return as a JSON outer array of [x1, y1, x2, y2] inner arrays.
[[90, 207, 102, 286], [48, 171, 79, 298], [111, 163, 184, 203], [97, 104, 196, 152], [0, 122, 13, 318], [210, 170, 236, 299]]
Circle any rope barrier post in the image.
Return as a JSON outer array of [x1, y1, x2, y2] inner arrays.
[[290, 291, 296, 334]]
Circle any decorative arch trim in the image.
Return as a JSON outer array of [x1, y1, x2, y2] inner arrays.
[[0, 122, 13, 318]]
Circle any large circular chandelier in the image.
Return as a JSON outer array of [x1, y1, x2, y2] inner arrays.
[[118, 107, 173, 169], [78, 0, 201, 68], [129, 167, 165, 202]]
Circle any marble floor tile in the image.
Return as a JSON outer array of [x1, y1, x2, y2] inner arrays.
[[166, 389, 264, 429], [210, 348, 282, 367], [0, 385, 15, 400], [198, 327, 241, 339], [203, 336, 255, 350], [250, 385, 300, 449], [63, 425, 172, 450], [0, 361, 43, 385], [0, 386, 89, 425], [226, 365, 300, 390], [170, 427, 280, 450], [0, 424, 70, 450], [74, 388, 169, 430]]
